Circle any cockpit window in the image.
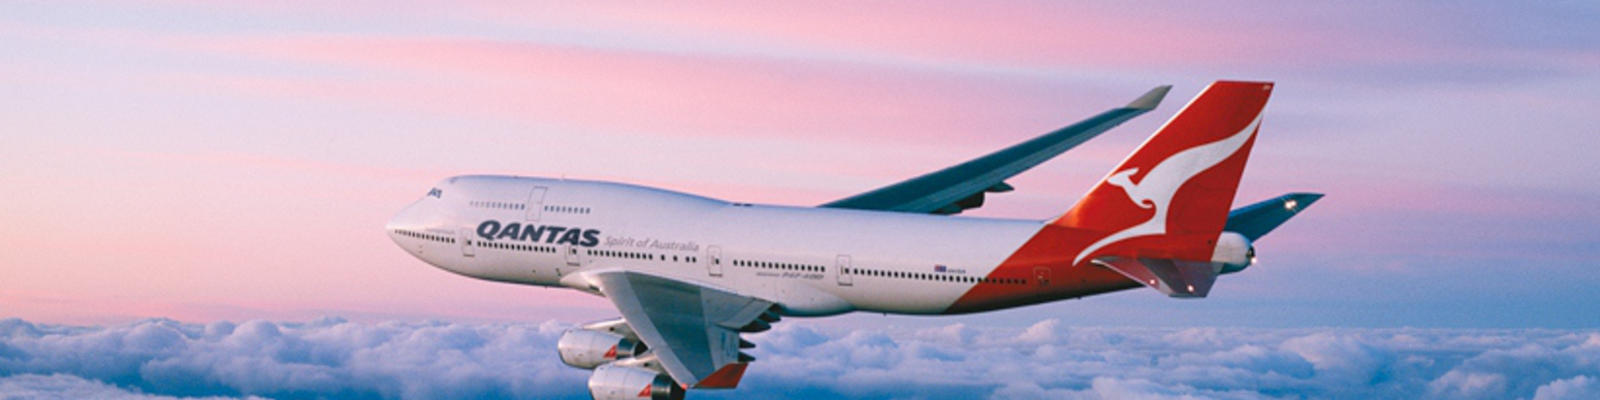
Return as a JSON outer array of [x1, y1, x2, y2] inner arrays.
[[427, 188, 443, 198]]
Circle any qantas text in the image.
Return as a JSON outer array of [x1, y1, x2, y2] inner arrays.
[[477, 220, 600, 247]]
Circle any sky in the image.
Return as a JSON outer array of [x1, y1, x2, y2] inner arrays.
[[0, 0, 1598, 398]]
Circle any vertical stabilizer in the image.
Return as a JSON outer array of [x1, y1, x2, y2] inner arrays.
[[1055, 81, 1274, 266]]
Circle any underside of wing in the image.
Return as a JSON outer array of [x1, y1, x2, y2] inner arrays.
[[820, 85, 1171, 215], [592, 271, 776, 389]]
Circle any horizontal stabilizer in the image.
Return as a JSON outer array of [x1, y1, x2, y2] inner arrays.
[[1225, 193, 1323, 241], [1092, 257, 1218, 298]]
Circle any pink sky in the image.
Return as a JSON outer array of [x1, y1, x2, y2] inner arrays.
[[1, 1, 1596, 327]]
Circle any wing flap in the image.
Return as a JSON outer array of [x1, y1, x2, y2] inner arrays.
[[593, 271, 770, 389]]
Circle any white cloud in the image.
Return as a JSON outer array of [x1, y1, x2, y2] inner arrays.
[[1428, 370, 1507, 399], [0, 373, 263, 400], [1015, 318, 1059, 344], [0, 317, 590, 399], [1532, 375, 1597, 400], [1280, 332, 1389, 384], [1, 317, 1598, 399]]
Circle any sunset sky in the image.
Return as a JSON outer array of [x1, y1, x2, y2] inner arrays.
[[3, 1, 1597, 328], [4, 1, 1600, 399]]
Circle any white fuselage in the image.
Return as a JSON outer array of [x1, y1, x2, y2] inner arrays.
[[388, 175, 1142, 316]]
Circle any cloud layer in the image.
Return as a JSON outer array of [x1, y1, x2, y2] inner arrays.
[[2, 318, 1596, 399]]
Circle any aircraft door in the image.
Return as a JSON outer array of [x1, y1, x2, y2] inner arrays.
[[459, 228, 475, 257], [1034, 266, 1051, 287], [707, 246, 723, 277], [564, 244, 581, 266], [526, 186, 547, 221], [836, 255, 853, 286]]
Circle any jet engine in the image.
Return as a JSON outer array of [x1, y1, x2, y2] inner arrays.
[[588, 363, 683, 400], [558, 329, 644, 369], [1212, 231, 1254, 274]]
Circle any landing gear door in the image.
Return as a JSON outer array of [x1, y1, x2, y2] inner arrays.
[[525, 186, 547, 221], [707, 245, 723, 277], [836, 255, 853, 286]]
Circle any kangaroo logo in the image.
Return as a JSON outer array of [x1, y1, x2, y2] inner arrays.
[[1072, 112, 1264, 265]]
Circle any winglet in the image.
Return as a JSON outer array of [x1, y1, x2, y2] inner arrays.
[[1125, 85, 1172, 110]]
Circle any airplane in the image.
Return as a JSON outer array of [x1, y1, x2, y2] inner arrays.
[[385, 80, 1321, 399]]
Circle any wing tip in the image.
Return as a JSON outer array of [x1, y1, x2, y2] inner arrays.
[[1125, 85, 1173, 110], [1284, 192, 1325, 211]]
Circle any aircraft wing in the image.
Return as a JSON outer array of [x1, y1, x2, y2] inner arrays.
[[592, 271, 774, 389], [819, 85, 1172, 215]]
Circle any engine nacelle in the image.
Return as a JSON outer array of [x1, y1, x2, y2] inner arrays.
[[1212, 231, 1254, 274], [558, 329, 644, 369], [580, 318, 638, 339], [588, 364, 683, 400]]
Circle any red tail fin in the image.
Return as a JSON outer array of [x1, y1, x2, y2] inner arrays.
[[1055, 81, 1273, 264]]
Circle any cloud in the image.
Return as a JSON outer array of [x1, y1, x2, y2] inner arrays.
[[0, 374, 263, 400], [1532, 375, 1597, 400], [2, 318, 1598, 399], [0, 374, 270, 400], [0, 318, 590, 399], [728, 324, 1600, 400]]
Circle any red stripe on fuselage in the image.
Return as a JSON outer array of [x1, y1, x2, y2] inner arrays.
[[944, 225, 1138, 314], [946, 81, 1271, 313], [946, 141, 1258, 313]]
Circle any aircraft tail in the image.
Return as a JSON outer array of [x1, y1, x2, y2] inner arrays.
[[1051, 81, 1274, 297], [1225, 192, 1323, 242]]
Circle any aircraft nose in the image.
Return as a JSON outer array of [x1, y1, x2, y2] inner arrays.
[[386, 201, 424, 243]]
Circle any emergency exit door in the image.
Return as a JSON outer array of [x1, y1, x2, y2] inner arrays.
[[525, 186, 547, 221], [836, 255, 853, 286], [707, 246, 723, 277]]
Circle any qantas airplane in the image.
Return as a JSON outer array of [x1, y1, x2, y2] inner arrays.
[[386, 80, 1320, 399]]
